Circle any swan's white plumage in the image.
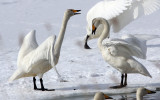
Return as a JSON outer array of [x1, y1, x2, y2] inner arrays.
[[87, 0, 131, 29], [102, 34, 152, 77], [103, 34, 147, 59], [87, 0, 160, 34], [89, 18, 152, 79], [9, 30, 57, 81], [136, 87, 156, 100], [94, 92, 105, 100]]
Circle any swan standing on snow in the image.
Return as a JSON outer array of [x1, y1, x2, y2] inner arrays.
[[94, 92, 112, 100], [9, 9, 81, 91], [93, 88, 155, 100], [84, 0, 160, 49], [85, 17, 153, 88]]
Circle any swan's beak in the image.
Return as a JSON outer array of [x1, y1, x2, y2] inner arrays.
[[146, 89, 156, 94], [92, 25, 97, 35], [72, 9, 81, 15], [104, 94, 113, 99], [84, 35, 91, 49]]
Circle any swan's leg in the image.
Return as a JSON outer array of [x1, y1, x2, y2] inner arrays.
[[40, 78, 48, 91], [110, 74, 125, 89], [120, 74, 124, 86], [33, 77, 37, 90], [33, 78, 55, 91], [124, 73, 127, 86]]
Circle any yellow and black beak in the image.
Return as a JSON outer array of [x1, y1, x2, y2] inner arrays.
[[146, 89, 156, 94], [104, 94, 113, 99], [92, 24, 97, 35], [84, 35, 91, 49], [72, 9, 81, 15]]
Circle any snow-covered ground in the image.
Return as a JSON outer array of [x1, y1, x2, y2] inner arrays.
[[0, 0, 160, 100]]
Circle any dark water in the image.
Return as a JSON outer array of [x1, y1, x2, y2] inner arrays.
[[51, 91, 160, 100]]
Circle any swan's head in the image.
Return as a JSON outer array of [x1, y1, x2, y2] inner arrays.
[[136, 87, 156, 98], [84, 18, 101, 49], [94, 92, 113, 100], [65, 9, 81, 17]]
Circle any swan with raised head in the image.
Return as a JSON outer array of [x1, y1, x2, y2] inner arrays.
[[9, 9, 81, 91], [136, 87, 156, 100], [84, 0, 160, 49], [85, 17, 152, 88], [94, 92, 112, 100]]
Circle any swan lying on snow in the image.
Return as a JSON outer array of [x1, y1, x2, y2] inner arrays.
[[93, 88, 155, 100], [84, 17, 159, 88], [9, 9, 81, 91], [85, 0, 160, 49]]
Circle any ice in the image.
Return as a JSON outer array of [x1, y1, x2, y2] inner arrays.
[[0, 0, 160, 100]]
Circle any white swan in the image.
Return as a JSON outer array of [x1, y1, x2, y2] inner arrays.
[[9, 9, 81, 91], [136, 87, 156, 100], [94, 92, 112, 100], [84, 0, 160, 49], [85, 17, 152, 88], [93, 88, 155, 100]]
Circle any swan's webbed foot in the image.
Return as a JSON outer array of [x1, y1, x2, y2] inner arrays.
[[110, 85, 126, 89], [34, 88, 55, 91], [33, 77, 55, 91], [110, 73, 127, 89]]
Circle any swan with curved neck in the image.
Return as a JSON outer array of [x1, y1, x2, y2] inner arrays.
[[85, 17, 152, 88], [9, 9, 81, 91], [84, 0, 160, 49]]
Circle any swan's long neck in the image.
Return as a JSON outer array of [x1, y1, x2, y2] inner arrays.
[[136, 93, 143, 100], [136, 90, 143, 100], [98, 19, 110, 51], [54, 13, 70, 64], [136, 95, 143, 100]]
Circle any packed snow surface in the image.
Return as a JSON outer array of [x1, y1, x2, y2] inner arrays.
[[0, 0, 160, 100]]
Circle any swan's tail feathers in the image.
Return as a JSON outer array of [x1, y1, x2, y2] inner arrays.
[[8, 70, 23, 82], [140, 66, 152, 78], [142, 70, 152, 78], [128, 58, 152, 78]]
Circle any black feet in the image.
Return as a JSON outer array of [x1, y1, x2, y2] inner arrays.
[[110, 73, 128, 89], [34, 88, 55, 91], [33, 77, 37, 90], [33, 77, 55, 91], [110, 84, 126, 89]]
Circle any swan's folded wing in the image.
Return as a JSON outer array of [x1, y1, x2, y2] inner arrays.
[[111, 0, 160, 32], [103, 38, 146, 59], [121, 34, 147, 59], [87, 0, 131, 30], [22, 35, 56, 72]]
